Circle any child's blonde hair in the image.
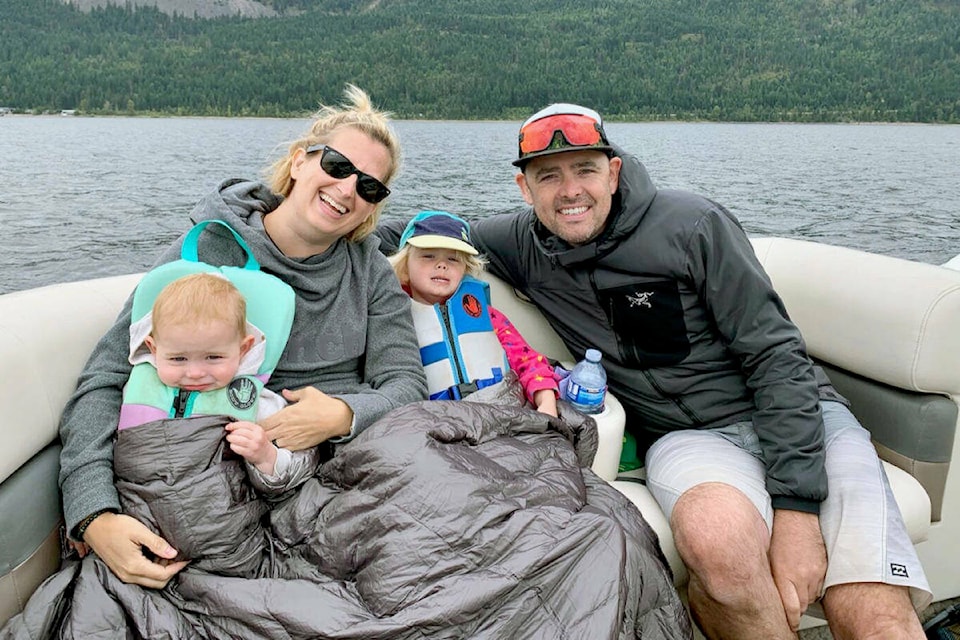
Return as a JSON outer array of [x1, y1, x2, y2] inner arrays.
[[151, 273, 247, 339], [266, 84, 400, 243], [388, 245, 487, 287]]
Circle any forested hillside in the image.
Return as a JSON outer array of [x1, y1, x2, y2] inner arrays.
[[2, 0, 959, 122]]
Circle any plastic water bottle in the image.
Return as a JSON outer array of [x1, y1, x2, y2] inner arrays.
[[564, 348, 607, 414]]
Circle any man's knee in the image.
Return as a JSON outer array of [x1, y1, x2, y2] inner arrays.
[[672, 483, 770, 578]]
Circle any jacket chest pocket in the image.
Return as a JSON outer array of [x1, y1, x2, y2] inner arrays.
[[597, 280, 690, 368]]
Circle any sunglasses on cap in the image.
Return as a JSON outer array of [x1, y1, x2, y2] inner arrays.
[[304, 144, 391, 204], [517, 113, 609, 156]]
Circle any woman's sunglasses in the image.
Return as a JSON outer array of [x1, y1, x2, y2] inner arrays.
[[304, 144, 391, 204]]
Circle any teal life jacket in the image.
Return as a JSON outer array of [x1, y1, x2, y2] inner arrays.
[[118, 220, 295, 429]]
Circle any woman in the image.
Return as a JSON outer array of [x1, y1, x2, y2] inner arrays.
[[57, 85, 427, 588]]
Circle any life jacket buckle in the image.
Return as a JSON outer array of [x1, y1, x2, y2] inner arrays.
[[449, 381, 479, 400]]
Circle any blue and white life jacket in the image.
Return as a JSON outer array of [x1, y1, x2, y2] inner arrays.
[[411, 276, 508, 400], [118, 220, 295, 429]]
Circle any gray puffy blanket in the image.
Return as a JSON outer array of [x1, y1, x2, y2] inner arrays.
[[4, 397, 691, 639]]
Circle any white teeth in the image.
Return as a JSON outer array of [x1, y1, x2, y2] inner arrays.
[[319, 192, 347, 214], [559, 206, 588, 216]]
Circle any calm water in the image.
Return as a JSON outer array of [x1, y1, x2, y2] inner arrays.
[[1, 116, 958, 295]]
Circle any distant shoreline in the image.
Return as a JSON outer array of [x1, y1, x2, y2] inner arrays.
[[2, 112, 954, 126]]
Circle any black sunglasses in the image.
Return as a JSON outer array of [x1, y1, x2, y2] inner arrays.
[[304, 144, 391, 204]]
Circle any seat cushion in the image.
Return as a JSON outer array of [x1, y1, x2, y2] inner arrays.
[[884, 461, 931, 544]]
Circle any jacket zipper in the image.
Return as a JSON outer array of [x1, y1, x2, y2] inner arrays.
[[173, 388, 192, 418], [439, 305, 467, 383], [640, 370, 700, 423], [589, 268, 627, 361]]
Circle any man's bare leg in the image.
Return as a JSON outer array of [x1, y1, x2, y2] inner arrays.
[[822, 582, 924, 640], [672, 482, 796, 640]]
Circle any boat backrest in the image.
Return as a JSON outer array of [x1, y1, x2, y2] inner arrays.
[[0, 274, 142, 487], [482, 275, 574, 365], [751, 236, 960, 521]]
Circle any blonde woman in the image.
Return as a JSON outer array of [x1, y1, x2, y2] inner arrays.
[[58, 85, 426, 588]]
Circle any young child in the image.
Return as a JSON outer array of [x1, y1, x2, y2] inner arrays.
[[389, 210, 559, 416], [68, 272, 318, 575], [121, 272, 314, 484]]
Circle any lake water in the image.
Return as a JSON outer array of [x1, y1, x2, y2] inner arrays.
[[1, 116, 958, 295]]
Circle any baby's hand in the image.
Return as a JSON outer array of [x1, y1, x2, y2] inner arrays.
[[226, 421, 278, 476]]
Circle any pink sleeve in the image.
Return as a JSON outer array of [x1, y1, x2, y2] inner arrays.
[[489, 306, 559, 404]]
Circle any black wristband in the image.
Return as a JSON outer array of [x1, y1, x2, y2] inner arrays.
[[75, 508, 114, 540]]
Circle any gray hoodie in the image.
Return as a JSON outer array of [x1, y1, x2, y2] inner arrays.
[[59, 179, 427, 535]]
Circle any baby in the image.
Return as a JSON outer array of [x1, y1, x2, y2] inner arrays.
[[73, 273, 317, 575], [124, 272, 301, 477]]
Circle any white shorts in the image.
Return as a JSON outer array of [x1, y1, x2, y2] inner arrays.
[[645, 401, 932, 611]]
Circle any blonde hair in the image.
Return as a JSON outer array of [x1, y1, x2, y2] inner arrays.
[[388, 245, 488, 287], [267, 84, 400, 242], [151, 273, 247, 339]]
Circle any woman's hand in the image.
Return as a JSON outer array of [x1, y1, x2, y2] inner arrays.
[[82, 512, 189, 588], [226, 421, 278, 475], [261, 386, 353, 450], [533, 389, 558, 417]]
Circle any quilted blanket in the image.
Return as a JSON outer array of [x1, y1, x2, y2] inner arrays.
[[3, 394, 691, 639]]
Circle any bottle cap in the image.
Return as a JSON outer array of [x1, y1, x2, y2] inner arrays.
[[586, 348, 602, 362]]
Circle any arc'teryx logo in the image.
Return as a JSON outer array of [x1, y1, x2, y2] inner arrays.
[[626, 291, 654, 308], [228, 378, 257, 411]]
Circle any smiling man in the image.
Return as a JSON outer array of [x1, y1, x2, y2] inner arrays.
[[510, 107, 622, 246], [463, 103, 932, 639]]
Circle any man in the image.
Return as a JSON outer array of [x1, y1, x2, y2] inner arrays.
[[381, 104, 931, 639]]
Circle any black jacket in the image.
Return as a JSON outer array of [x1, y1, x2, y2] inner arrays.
[[466, 148, 828, 513]]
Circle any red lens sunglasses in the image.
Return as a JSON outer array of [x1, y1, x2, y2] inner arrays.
[[518, 114, 607, 155]]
